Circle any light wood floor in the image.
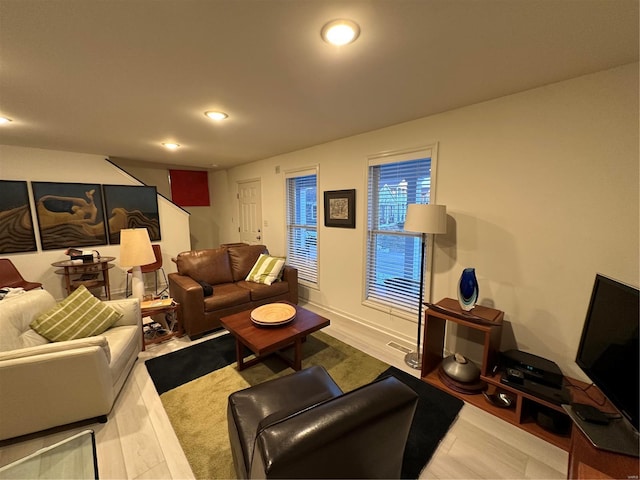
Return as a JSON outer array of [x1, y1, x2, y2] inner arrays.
[[0, 302, 568, 479]]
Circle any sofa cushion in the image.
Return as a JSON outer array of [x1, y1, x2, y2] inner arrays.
[[203, 283, 251, 311], [30, 285, 123, 342], [245, 254, 286, 286], [0, 289, 55, 352], [175, 248, 233, 285], [237, 280, 290, 301], [227, 244, 268, 282]]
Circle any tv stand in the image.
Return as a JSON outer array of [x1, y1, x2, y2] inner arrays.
[[420, 298, 640, 478]]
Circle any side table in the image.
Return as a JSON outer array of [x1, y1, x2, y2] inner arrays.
[[140, 299, 183, 350], [51, 256, 115, 299]]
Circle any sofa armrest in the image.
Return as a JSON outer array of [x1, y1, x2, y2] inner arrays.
[[281, 266, 298, 304], [106, 298, 141, 328], [0, 336, 110, 363], [0, 345, 114, 441], [168, 273, 205, 329]]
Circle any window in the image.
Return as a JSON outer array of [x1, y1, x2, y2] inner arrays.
[[286, 169, 318, 285], [365, 147, 435, 314]]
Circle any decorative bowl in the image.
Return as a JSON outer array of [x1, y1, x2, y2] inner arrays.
[[441, 353, 481, 383]]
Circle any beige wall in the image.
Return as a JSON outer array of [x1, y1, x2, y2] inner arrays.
[[110, 158, 224, 251], [211, 63, 639, 379], [0, 146, 191, 300]]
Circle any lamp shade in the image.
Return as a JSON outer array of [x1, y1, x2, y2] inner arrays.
[[119, 228, 155, 267], [404, 204, 447, 234]]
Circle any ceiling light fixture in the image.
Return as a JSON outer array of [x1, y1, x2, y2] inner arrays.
[[162, 142, 180, 150], [321, 19, 360, 46], [0, 116, 12, 125], [205, 111, 228, 121]]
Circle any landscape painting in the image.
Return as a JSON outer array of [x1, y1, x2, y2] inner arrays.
[[103, 185, 161, 244], [0, 180, 37, 253], [31, 182, 108, 250]]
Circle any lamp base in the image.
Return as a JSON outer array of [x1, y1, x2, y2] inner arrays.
[[404, 351, 422, 370], [131, 266, 146, 301]]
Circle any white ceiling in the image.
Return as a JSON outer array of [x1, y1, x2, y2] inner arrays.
[[0, 0, 637, 169]]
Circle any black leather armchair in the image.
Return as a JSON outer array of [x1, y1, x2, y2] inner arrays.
[[227, 365, 419, 479]]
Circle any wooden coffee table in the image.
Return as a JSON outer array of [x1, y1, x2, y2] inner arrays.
[[220, 303, 330, 371]]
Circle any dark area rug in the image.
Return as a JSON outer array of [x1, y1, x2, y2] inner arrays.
[[376, 366, 464, 479], [146, 333, 464, 479], [145, 333, 237, 394]]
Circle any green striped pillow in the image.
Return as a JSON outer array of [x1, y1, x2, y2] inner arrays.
[[245, 254, 286, 285], [30, 285, 123, 342]]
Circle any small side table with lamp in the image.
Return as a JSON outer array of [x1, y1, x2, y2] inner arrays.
[[119, 228, 182, 349]]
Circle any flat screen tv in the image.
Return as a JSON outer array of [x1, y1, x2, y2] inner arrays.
[[575, 274, 639, 432]]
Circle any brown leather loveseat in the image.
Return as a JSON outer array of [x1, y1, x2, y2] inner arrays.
[[168, 244, 298, 338]]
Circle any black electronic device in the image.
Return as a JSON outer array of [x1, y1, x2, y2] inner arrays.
[[501, 349, 564, 388], [572, 403, 611, 425], [500, 349, 571, 405], [575, 274, 639, 433]]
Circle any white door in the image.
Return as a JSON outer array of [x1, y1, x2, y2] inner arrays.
[[238, 180, 262, 244]]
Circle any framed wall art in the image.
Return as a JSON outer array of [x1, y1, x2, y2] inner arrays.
[[103, 185, 161, 244], [31, 182, 108, 250], [324, 189, 356, 228], [0, 180, 37, 253]]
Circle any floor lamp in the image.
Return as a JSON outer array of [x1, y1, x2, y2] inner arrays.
[[119, 228, 155, 302], [403, 204, 447, 369]]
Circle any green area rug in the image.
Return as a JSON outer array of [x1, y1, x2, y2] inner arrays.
[[159, 331, 390, 479]]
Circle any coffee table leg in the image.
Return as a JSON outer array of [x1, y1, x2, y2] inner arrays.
[[293, 339, 302, 370], [236, 339, 245, 371]]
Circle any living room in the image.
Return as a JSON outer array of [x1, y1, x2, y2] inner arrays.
[[0, 1, 638, 479]]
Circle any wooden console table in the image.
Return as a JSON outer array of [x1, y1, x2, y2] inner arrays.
[[421, 298, 640, 477], [421, 298, 573, 450], [52, 256, 115, 299]]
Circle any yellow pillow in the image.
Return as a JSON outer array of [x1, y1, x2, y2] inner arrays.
[[30, 285, 123, 342], [245, 254, 286, 285]]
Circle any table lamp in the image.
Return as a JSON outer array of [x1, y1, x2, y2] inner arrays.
[[403, 203, 447, 369], [119, 228, 155, 301]]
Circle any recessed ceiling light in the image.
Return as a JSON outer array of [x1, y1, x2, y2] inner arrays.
[[0, 116, 12, 125], [205, 111, 228, 121], [162, 142, 180, 150], [321, 19, 360, 46]]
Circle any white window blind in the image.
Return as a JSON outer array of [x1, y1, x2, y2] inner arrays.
[[286, 170, 318, 285], [366, 151, 433, 313]]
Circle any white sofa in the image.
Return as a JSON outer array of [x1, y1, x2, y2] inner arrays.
[[0, 289, 141, 441]]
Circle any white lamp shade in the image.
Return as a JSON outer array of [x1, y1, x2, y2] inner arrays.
[[404, 204, 447, 234], [119, 228, 155, 267]]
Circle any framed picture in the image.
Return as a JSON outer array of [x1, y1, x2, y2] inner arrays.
[[32, 182, 108, 250], [103, 185, 161, 244], [324, 189, 356, 228], [0, 180, 37, 253]]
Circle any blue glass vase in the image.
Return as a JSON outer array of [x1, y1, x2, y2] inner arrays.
[[458, 268, 479, 311]]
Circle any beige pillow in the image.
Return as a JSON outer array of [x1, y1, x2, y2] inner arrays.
[[30, 285, 123, 342], [245, 254, 286, 285]]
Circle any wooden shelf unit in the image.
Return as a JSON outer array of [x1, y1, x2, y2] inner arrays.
[[420, 298, 573, 451]]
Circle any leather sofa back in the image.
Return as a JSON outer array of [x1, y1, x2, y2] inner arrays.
[[175, 244, 269, 285], [175, 247, 233, 285], [227, 244, 268, 282]]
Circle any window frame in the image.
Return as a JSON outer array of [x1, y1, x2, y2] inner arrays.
[[285, 166, 319, 288], [362, 144, 439, 318]]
